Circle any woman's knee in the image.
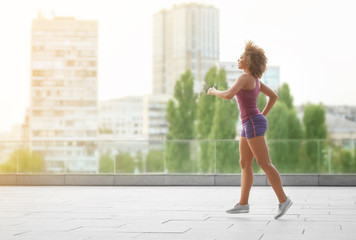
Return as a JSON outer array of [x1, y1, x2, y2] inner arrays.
[[256, 159, 273, 170], [239, 158, 253, 169]]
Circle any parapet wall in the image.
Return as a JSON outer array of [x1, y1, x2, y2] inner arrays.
[[1, 174, 356, 186]]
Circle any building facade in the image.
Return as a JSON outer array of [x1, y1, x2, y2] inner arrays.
[[153, 3, 219, 95], [218, 61, 243, 88], [30, 16, 98, 173], [98, 96, 144, 139], [261, 66, 280, 91], [143, 94, 172, 141]]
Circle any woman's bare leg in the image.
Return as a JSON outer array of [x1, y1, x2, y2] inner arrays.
[[247, 136, 287, 203], [239, 137, 254, 205]]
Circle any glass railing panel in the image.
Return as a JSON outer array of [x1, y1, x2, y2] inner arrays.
[[0, 141, 21, 173], [61, 141, 97, 174], [143, 140, 164, 173], [323, 140, 356, 174], [110, 141, 149, 174], [1, 139, 356, 174], [215, 140, 240, 174], [165, 140, 198, 173], [20, 141, 49, 173], [196, 140, 215, 174], [97, 140, 115, 174], [266, 139, 311, 173]]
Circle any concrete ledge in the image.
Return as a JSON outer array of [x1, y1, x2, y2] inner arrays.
[[267, 174, 319, 186], [215, 174, 267, 186], [165, 175, 215, 186], [0, 174, 17, 185], [65, 175, 114, 186], [319, 174, 356, 186], [114, 175, 165, 186], [1, 174, 356, 186], [254, 175, 268, 186], [17, 174, 65, 186], [215, 174, 241, 186]]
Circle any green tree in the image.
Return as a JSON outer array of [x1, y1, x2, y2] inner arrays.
[[277, 83, 294, 109], [262, 83, 304, 173], [266, 101, 289, 139], [265, 102, 289, 173], [166, 70, 197, 173], [257, 93, 267, 112], [287, 109, 303, 140], [115, 152, 135, 173], [99, 154, 114, 173], [0, 148, 45, 173], [209, 69, 240, 173], [303, 104, 327, 139], [301, 103, 327, 172], [265, 102, 303, 173], [196, 67, 218, 173], [196, 67, 218, 139]]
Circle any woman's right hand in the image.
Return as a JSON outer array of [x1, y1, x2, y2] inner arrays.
[[207, 87, 216, 95]]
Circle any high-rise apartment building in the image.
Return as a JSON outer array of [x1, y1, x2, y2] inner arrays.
[[153, 3, 219, 95], [30, 16, 98, 172]]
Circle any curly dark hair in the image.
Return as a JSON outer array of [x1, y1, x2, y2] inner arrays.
[[244, 41, 268, 79]]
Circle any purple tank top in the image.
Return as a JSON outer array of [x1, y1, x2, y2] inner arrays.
[[235, 77, 261, 123]]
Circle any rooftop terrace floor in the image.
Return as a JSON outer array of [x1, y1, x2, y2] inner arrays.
[[1, 186, 356, 239]]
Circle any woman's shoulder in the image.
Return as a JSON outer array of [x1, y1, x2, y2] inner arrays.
[[238, 73, 255, 82], [239, 73, 250, 79]]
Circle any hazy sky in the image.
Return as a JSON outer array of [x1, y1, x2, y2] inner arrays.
[[0, 0, 355, 132]]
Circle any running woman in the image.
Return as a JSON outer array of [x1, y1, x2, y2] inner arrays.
[[207, 41, 292, 219]]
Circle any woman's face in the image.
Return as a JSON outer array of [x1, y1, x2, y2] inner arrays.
[[237, 54, 248, 70]]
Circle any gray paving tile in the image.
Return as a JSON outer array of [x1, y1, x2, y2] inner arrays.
[[0, 186, 355, 240]]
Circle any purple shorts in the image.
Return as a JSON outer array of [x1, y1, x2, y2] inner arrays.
[[241, 114, 268, 139]]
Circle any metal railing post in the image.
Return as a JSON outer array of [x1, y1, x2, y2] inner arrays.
[[317, 140, 320, 173], [214, 140, 217, 174], [16, 144, 19, 174], [163, 139, 166, 174]]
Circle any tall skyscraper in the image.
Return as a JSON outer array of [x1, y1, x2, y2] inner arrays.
[[30, 15, 98, 172], [153, 3, 219, 95]]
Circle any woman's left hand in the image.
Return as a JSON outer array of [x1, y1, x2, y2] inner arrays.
[[207, 87, 216, 95]]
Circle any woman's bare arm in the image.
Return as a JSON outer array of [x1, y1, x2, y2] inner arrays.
[[207, 75, 248, 100], [260, 81, 278, 116]]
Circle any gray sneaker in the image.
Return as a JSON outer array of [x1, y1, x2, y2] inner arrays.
[[275, 196, 293, 219], [226, 203, 249, 214]]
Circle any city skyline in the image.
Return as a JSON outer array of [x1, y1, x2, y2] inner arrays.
[[1, 0, 356, 132]]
